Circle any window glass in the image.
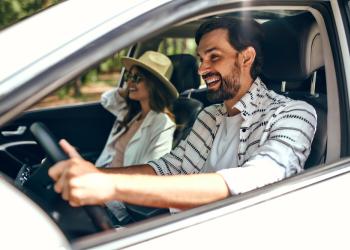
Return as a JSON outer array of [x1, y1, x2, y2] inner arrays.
[[158, 38, 206, 87], [32, 48, 129, 109], [348, 1, 350, 23], [0, 0, 63, 30], [345, 1, 350, 53], [158, 38, 197, 56]]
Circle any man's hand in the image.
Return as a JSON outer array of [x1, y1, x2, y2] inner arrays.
[[48, 140, 230, 209], [48, 139, 116, 207]]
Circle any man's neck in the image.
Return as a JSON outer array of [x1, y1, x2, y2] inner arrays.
[[224, 76, 255, 117], [224, 100, 240, 117]]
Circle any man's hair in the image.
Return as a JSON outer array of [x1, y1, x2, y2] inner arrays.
[[195, 17, 264, 79]]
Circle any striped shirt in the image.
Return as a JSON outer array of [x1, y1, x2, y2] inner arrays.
[[148, 77, 317, 194]]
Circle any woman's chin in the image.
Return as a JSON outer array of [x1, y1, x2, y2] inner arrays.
[[129, 94, 148, 102], [128, 93, 138, 100]]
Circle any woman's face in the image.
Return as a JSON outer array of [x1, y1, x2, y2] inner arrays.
[[126, 67, 150, 102]]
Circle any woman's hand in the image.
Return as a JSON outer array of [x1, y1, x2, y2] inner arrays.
[[48, 139, 117, 207], [118, 86, 129, 98]]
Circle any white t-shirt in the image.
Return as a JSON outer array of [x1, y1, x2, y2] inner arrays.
[[150, 78, 316, 196], [204, 114, 285, 195], [204, 115, 242, 171]]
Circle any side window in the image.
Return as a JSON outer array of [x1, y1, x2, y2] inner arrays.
[[347, 1, 350, 32], [0, 1, 63, 30], [157, 38, 205, 87], [33, 48, 129, 109], [158, 38, 197, 56]]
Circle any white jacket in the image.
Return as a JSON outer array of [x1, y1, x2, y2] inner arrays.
[[95, 88, 176, 167]]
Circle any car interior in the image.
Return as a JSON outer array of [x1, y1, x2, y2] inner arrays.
[[139, 10, 327, 169], [0, 7, 331, 241]]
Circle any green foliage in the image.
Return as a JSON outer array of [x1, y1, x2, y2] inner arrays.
[[0, 0, 62, 30], [56, 85, 70, 99], [81, 49, 129, 84], [99, 49, 129, 73], [1, 2, 199, 103], [83, 69, 98, 83], [158, 38, 197, 56]]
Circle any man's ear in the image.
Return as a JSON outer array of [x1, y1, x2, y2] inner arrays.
[[241, 46, 256, 67]]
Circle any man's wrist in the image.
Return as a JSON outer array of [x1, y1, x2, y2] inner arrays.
[[107, 173, 122, 202]]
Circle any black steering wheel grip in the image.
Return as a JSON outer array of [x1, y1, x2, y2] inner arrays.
[[29, 122, 113, 231], [30, 122, 68, 163]]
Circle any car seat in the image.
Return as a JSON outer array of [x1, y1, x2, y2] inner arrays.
[[125, 54, 203, 220], [169, 54, 203, 148], [169, 53, 200, 93], [261, 12, 327, 169]]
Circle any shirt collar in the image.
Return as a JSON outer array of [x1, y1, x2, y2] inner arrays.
[[126, 110, 157, 129], [139, 110, 157, 128], [214, 77, 267, 120], [233, 77, 267, 120]]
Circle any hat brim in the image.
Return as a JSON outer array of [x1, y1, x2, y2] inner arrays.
[[122, 56, 179, 100]]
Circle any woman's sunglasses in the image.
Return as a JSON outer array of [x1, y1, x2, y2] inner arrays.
[[123, 71, 144, 84]]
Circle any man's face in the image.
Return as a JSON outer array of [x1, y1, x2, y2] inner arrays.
[[197, 28, 242, 102]]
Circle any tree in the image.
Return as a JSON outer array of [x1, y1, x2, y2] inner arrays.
[[0, 0, 62, 30]]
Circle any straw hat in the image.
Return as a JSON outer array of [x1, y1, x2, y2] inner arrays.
[[121, 51, 179, 99]]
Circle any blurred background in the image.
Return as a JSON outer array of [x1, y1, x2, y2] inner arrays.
[[0, 0, 197, 109]]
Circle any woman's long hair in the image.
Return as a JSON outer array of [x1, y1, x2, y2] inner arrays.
[[118, 66, 175, 133]]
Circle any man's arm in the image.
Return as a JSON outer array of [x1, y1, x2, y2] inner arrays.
[[217, 100, 317, 195], [101, 164, 156, 175], [106, 172, 229, 210], [49, 139, 230, 209]]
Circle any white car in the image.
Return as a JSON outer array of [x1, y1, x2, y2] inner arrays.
[[1, 0, 350, 249]]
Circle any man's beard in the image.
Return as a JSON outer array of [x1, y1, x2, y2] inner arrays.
[[206, 63, 241, 103]]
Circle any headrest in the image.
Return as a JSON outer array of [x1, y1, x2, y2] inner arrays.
[[261, 12, 324, 82], [168, 54, 201, 93], [173, 97, 203, 125]]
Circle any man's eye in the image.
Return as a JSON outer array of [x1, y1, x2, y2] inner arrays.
[[210, 55, 219, 61]]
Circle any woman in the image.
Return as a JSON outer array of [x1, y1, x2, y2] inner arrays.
[[95, 51, 178, 224], [96, 50, 178, 168]]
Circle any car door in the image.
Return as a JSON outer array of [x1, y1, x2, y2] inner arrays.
[[0, 0, 164, 179], [71, 0, 349, 248], [3, 0, 350, 249], [0, 101, 115, 178], [0, 47, 137, 178]]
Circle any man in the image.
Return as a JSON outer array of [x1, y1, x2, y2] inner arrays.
[[49, 17, 316, 211]]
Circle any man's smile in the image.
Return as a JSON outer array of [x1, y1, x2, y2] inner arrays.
[[203, 73, 221, 90]]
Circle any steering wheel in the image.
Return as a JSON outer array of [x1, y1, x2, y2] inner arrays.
[[22, 122, 113, 238]]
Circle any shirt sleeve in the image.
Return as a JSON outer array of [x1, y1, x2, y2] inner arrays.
[[95, 88, 128, 167], [148, 114, 201, 176], [218, 157, 285, 195], [219, 100, 317, 195], [148, 139, 187, 176], [100, 87, 128, 118], [148, 108, 210, 176]]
